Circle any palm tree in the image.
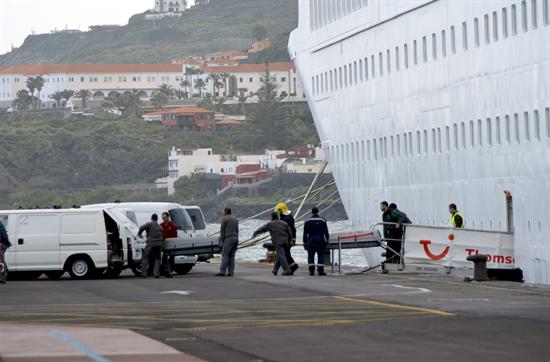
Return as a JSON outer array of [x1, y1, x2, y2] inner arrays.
[[220, 72, 231, 96], [49, 91, 64, 108], [237, 88, 249, 114], [194, 79, 206, 98], [34, 76, 44, 108], [60, 89, 75, 103], [75, 89, 92, 109], [159, 84, 174, 99], [151, 92, 169, 109], [180, 80, 191, 98], [174, 89, 186, 100], [25, 76, 44, 109], [123, 90, 143, 118], [13, 89, 35, 111], [207, 73, 223, 98]]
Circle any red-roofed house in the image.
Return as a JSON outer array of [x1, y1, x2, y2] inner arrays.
[[144, 106, 215, 132]]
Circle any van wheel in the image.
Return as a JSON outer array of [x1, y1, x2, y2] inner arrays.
[[173, 263, 194, 275], [45, 271, 65, 280], [68, 258, 94, 280]]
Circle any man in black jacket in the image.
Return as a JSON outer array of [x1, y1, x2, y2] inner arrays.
[[275, 202, 299, 274], [253, 212, 292, 276], [303, 207, 330, 276], [0, 218, 11, 284]]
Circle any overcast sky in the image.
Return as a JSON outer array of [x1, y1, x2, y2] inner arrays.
[[0, 0, 195, 56]]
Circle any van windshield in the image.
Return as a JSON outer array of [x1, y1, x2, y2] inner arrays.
[[169, 209, 192, 231], [186, 208, 206, 230]]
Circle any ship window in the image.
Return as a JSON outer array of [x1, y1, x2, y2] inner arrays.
[[462, 21, 468, 50], [474, 18, 480, 47], [354, 61, 358, 83], [396, 134, 401, 157], [486, 118, 492, 145], [349, 63, 353, 85], [441, 30, 447, 57], [512, 4, 518, 34], [386, 50, 391, 74], [361, 140, 365, 163], [416, 131, 421, 154], [514, 113, 520, 143], [379, 52, 383, 76], [325, 71, 328, 92], [445, 126, 450, 152], [359, 59, 363, 81], [408, 132, 413, 155], [534, 110, 540, 140], [493, 11, 499, 41], [373, 139, 378, 160], [339, 67, 343, 88], [422, 36, 428, 62], [502, 8, 509, 38], [521, 0, 528, 32], [505, 115, 511, 142], [453, 124, 458, 149], [532, 0, 538, 28], [312, 77, 315, 95], [450, 26, 456, 53], [546, 107, 550, 138], [350, 142, 355, 163], [437, 127, 442, 152], [320, 73, 324, 93], [390, 136, 395, 157], [477, 119, 483, 146], [432, 33, 437, 60], [413, 40, 418, 65], [496, 116, 501, 144], [524, 111, 530, 141], [364, 57, 369, 80], [395, 46, 400, 71], [330, 70, 333, 91], [367, 140, 371, 160], [423, 130, 428, 155], [371, 55, 375, 78], [544, 0, 549, 25], [469, 120, 475, 148], [483, 14, 490, 44], [432, 129, 436, 153], [345, 143, 350, 163], [461, 122, 466, 148], [404, 43, 409, 68], [344, 65, 348, 87]]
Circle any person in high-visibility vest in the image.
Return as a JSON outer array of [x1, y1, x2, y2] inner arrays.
[[449, 203, 464, 228]]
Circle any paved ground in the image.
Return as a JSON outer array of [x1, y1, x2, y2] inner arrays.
[[1, 261, 550, 361]]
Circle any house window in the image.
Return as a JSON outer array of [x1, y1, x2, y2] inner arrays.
[[249, 77, 253, 82], [81, 77, 85, 82], [239, 77, 243, 82], [281, 77, 286, 82]]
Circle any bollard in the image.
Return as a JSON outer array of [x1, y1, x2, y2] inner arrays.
[[466, 254, 489, 281]]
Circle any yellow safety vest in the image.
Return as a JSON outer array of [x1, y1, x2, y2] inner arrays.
[[450, 211, 464, 228]]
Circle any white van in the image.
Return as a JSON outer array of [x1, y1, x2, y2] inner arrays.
[[0, 208, 144, 280], [82, 202, 218, 275]]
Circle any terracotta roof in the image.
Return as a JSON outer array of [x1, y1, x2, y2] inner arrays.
[[200, 62, 294, 74], [145, 106, 213, 117], [0, 64, 182, 75], [196, 119, 216, 128], [216, 119, 241, 125]]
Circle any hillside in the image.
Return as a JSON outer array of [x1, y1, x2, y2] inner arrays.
[[0, 0, 297, 66]]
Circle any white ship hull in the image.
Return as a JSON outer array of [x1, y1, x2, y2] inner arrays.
[[289, 0, 550, 284]]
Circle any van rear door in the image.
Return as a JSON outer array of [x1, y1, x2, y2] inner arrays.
[[15, 214, 61, 270]]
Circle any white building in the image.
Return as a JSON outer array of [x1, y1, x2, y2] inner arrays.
[[146, 0, 187, 19], [165, 147, 287, 195]]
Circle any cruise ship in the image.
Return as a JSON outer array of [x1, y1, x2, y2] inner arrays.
[[289, 0, 550, 284]]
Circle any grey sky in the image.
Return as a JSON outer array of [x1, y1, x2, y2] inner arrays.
[[0, 0, 195, 56]]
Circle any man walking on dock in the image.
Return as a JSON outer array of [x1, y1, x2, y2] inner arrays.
[[253, 212, 292, 276], [217, 208, 239, 277], [303, 207, 330, 276], [275, 202, 299, 275]]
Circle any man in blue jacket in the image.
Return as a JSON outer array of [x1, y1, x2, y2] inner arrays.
[[303, 207, 330, 276], [0, 219, 11, 284]]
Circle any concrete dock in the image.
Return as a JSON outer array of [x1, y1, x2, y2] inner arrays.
[[1, 261, 550, 361]]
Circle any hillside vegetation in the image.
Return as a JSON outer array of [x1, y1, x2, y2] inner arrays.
[[0, 0, 297, 66]]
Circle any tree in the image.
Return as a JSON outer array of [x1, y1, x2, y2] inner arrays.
[[180, 79, 191, 98], [121, 90, 143, 118], [60, 89, 75, 104], [159, 84, 174, 99], [220, 72, 231, 96], [174, 89, 186, 100], [75, 89, 92, 109], [151, 92, 169, 109], [207, 73, 223, 98], [253, 24, 267, 41], [194, 79, 206, 98], [237, 88, 249, 114], [13, 89, 35, 111], [49, 91, 64, 108], [34, 76, 44, 106], [25, 76, 44, 109]]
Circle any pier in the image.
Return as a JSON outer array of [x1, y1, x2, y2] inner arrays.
[[1, 262, 550, 361]]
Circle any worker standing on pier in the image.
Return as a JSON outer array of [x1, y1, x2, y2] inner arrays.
[[160, 212, 177, 278], [449, 203, 464, 228], [217, 208, 239, 277], [275, 202, 299, 275], [0, 219, 11, 284], [388, 203, 412, 263], [303, 207, 330, 276], [138, 214, 163, 278], [253, 212, 292, 276]]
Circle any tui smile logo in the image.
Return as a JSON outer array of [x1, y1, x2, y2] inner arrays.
[[419, 234, 454, 260]]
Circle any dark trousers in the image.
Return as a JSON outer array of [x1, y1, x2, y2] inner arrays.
[[141, 241, 162, 277], [307, 244, 326, 272], [386, 240, 402, 264], [0, 245, 7, 283], [160, 241, 172, 275], [285, 244, 297, 268], [273, 243, 290, 274], [220, 237, 239, 275]]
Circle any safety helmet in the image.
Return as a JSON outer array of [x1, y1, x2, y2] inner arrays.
[[274, 202, 290, 215]]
